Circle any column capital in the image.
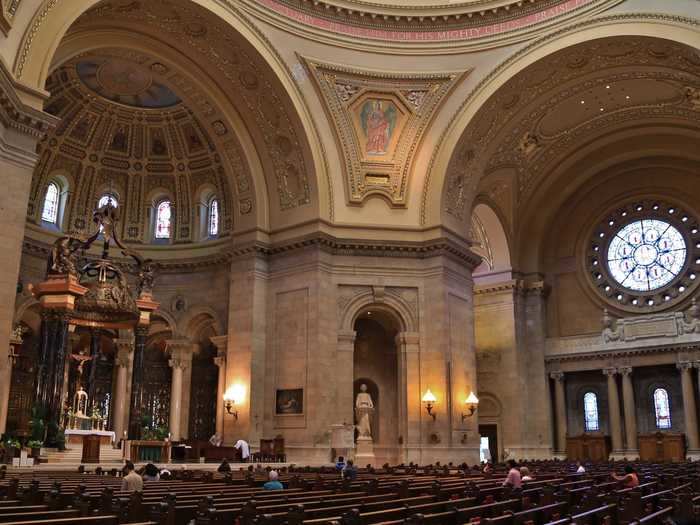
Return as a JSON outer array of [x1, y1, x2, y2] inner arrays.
[[337, 330, 357, 348], [550, 371, 564, 382], [213, 355, 226, 368], [677, 361, 694, 371], [603, 367, 618, 377], [209, 335, 228, 353], [619, 366, 633, 376], [395, 331, 420, 348], [169, 358, 189, 371]]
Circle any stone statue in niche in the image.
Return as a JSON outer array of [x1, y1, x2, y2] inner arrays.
[[355, 384, 375, 438], [601, 308, 622, 343]]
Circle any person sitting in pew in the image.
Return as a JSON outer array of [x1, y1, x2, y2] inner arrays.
[[503, 460, 522, 489], [217, 458, 232, 473], [342, 459, 358, 481], [576, 461, 586, 474], [482, 461, 493, 474], [143, 463, 160, 481], [611, 465, 639, 488], [263, 470, 284, 490], [520, 466, 534, 481], [121, 461, 143, 492], [159, 468, 172, 480]]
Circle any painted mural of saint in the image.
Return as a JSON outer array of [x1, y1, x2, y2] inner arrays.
[[361, 100, 397, 155]]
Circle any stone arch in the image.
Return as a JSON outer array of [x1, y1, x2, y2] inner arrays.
[[475, 392, 502, 420], [423, 14, 700, 234], [12, 0, 328, 227], [150, 309, 178, 337], [179, 305, 222, 342], [471, 202, 511, 279], [339, 288, 418, 334]]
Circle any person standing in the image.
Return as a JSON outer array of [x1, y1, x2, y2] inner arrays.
[[121, 461, 143, 492], [234, 439, 250, 461]]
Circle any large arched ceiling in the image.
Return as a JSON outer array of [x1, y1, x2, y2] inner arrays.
[[441, 36, 700, 270], [28, 50, 238, 245], [17, 0, 324, 235]]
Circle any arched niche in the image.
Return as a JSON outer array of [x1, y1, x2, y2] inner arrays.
[[471, 202, 512, 283]]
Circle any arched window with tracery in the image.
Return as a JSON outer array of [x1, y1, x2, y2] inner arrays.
[[653, 388, 671, 429], [583, 392, 600, 432], [42, 182, 60, 224], [155, 200, 172, 239], [208, 198, 219, 237]]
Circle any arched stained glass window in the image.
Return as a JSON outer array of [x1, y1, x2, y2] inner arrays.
[[42, 182, 60, 223], [208, 198, 219, 236], [654, 388, 671, 429], [98, 194, 118, 208], [583, 392, 600, 432], [155, 200, 172, 239]]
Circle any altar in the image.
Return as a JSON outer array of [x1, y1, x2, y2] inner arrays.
[[65, 429, 116, 446], [126, 440, 171, 462]]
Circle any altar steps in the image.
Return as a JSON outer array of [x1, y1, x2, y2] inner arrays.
[[44, 445, 124, 465]]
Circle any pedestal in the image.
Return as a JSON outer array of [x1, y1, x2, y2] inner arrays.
[[355, 436, 376, 465]]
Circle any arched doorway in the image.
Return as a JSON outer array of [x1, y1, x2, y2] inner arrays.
[[353, 310, 401, 465]]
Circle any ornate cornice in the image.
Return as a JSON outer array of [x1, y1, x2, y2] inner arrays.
[[545, 340, 700, 364], [474, 279, 547, 296], [0, 58, 57, 140], [230, 232, 482, 269], [242, 0, 622, 51]]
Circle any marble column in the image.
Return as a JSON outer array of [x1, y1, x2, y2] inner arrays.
[[112, 337, 133, 445], [210, 335, 228, 437], [36, 310, 70, 445], [550, 371, 567, 457], [604, 368, 623, 456], [167, 342, 191, 441], [337, 330, 357, 431], [678, 362, 700, 454], [619, 367, 638, 457], [0, 328, 23, 436], [128, 326, 148, 439]]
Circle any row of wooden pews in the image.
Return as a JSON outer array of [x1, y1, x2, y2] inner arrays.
[[0, 461, 698, 524]]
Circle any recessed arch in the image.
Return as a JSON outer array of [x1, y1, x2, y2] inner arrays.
[[423, 15, 700, 234], [471, 202, 511, 280], [15, 0, 328, 229]]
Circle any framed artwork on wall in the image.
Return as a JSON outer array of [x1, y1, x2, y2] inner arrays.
[[276, 388, 304, 415]]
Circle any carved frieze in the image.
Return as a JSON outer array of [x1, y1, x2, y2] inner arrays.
[[303, 57, 467, 207]]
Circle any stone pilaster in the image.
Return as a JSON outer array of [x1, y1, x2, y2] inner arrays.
[[396, 332, 421, 464], [678, 362, 700, 457], [210, 335, 228, 437], [112, 336, 133, 445], [604, 367, 624, 458], [550, 371, 567, 458], [619, 367, 638, 458], [128, 326, 148, 439], [337, 330, 357, 435], [0, 60, 56, 435]]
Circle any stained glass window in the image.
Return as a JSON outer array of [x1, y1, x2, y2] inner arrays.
[[155, 200, 171, 239], [42, 182, 60, 223], [98, 194, 118, 208], [208, 198, 219, 236], [583, 392, 600, 432], [607, 219, 687, 292], [654, 388, 671, 429]]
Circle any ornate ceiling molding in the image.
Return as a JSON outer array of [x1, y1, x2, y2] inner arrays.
[[242, 0, 622, 51], [303, 57, 467, 207]]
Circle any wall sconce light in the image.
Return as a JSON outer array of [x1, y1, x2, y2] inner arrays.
[[224, 384, 246, 421], [461, 392, 479, 422], [422, 389, 437, 420]]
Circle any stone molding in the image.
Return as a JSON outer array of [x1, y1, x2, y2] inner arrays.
[[230, 232, 482, 268], [474, 279, 548, 296], [0, 59, 57, 142]]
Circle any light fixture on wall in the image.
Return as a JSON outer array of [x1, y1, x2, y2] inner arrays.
[[224, 384, 246, 421], [461, 392, 479, 422], [422, 389, 437, 420]]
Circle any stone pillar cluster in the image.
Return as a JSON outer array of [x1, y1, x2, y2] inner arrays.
[[550, 371, 567, 457]]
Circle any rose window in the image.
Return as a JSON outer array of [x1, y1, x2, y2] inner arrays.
[[587, 200, 700, 311]]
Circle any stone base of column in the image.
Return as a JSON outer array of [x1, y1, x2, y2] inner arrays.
[[686, 449, 700, 461], [355, 436, 376, 465], [552, 451, 567, 460], [621, 449, 639, 460], [609, 450, 628, 460]]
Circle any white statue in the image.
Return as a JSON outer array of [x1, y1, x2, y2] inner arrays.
[[355, 384, 375, 439]]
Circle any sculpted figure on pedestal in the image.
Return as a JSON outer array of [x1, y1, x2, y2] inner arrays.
[[355, 384, 374, 439]]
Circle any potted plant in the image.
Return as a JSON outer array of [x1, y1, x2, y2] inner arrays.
[[27, 440, 43, 459], [3, 438, 20, 463]]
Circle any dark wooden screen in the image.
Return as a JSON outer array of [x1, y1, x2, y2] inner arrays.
[[188, 344, 217, 440]]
